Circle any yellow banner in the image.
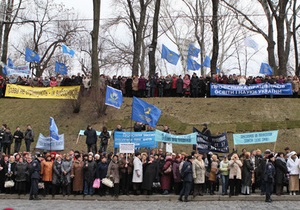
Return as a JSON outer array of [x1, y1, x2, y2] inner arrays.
[[5, 84, 80, 100]]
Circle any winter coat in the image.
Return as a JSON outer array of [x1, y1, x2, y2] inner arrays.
[[107, 160, 120, 184], [24, 129, 34, 142], [97, 161, 108, 179], [61, 159, 72, 184], [132, 156, 143, 183], [138, 78, 147, 90], [119, 157, 133, 175], [41, 160, 53, 182], [181, 160, 193, 182], [14, 162, 28, 182], [83, 160, 97, 183], [99, 131, 110, 146], [2, 131, 13, 144], [176, 78, 183, 94], [193, 159, 206, 184], [219, 160, 229, 176], [191, 76, 199, 89], [52, 160, 62, 185], [29, 158, 41, 179], [242, 159, 254, 186], [228, 159, 243, 179], [13, 130, 24, 143], [84, 128, 97, 145], [160, 158, 172, 190], [275, 158, 288, 184], [208, 161, 219, 182], [142, 160, 159, 191], [71, 160, 84, 192], [287, 157, 300, 175], [172, 160, 182, 183], [256, 157, 267, 182], [164, 77, 172, 90]]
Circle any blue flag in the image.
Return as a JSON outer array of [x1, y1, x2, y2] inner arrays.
[[61, 44, 75, 58], [25, 48, 40, 63], [161, 44, 180, 65], [259, 63, 273, 75], [202, 55, 211, 68], [105, 86, 123, 109], [187, 57, 201, 71], [188, 44, 200, 57], [7, 58, 14, 68], [55, 61, 68, 75], [50, 117, 59, 141], [132, 97, 162, 128]]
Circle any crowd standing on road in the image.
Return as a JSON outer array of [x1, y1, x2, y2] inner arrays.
[[0, 123, 297, 203]]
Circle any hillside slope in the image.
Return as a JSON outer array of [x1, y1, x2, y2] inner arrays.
[[1, 97, 300, 153]]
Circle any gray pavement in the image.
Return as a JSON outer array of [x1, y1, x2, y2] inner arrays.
[[1, 200, 300, 210]]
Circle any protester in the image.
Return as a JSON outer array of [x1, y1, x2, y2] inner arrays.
[[29, 153, 41, 200], [14, 156, 28, 196], [132, 152, 143, 195], [274, 152, 288, 196], [24, 125, 34, 152], [178, 155, 194, 202], [107, 154, 120, 197], [228, 153, 243, 197], [13, 126, 24, 153], [84, 125, 97, 154], [40, 154, 53, 197], [219, 155, 229, 195], [71, 155, 84, 195], [193, 153, 206, 197], [52, 155, 63, 197], [61, 154, 72, 196], [83, 153, 96, 196], [287, 151, 299, 195], [99, 126, 110, 153], [264, 153, 275, 202]]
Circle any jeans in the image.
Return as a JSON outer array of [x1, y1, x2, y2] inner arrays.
[[84, 181, 94, 195], [179, 181, 192, 199], [221, 175, 229, 194]]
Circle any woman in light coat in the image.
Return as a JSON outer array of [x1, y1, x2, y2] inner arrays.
[[107, 154, 120, 197], [132, 152, 143, 195], [286, 151, 299, 195], [228, 153, 243, 197], [193, 153, 206, 197]]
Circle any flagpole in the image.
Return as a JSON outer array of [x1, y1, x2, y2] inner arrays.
[[50, 123, 52, 153]]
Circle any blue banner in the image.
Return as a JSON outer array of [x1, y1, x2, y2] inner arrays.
[[193, 127, 229, 153], [3, 65, 30, 77], [36, 133, 64, 151], [210, 83, 292, 96], [113, 131, 157, 149], [233, 130, 278, 145], [155, 130, 197, 145]]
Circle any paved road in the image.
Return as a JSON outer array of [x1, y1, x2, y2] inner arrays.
[[1, 200, 300, 210]]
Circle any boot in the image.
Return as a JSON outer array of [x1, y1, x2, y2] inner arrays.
[[34, 195, 41, 200], [29, 195, 34, 200], [184, 196, 188, 202], [178, 196, 183, 202]]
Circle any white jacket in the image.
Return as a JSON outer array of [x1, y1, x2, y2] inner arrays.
[[287, 157, 300, 175], [132, 156, 143, 183]]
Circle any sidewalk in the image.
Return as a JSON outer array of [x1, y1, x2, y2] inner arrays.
[[0, 194, 298, 201]]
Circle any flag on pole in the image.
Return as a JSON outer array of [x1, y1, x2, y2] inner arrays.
[[7, 58, 14, 68], [61, 44, 75, 58], [105, 86, 123, 109], [188, 44, 200, 57], [202, 55, 211, 68], [131, 97, 162, 128], [187, 57, 201, 71], [50, 117, 59, 141], [161, 44, 180, 65], [25, 48, 40, 63], [244, 37, 259, 51], [259, 63, 273, 75], [55, 61, 68, 75]]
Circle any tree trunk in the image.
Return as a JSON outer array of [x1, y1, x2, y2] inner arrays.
[[211, 0, 219, 74], [293, 0, 299, 75], [149, 0, 160, 77]]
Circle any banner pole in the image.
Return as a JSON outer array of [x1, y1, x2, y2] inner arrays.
[[273, 140, 277, 153], [76, 133, 80, 144]]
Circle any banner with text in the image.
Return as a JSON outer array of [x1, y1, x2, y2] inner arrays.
[[233, 130, 278, 145], [113, 131, 157, 149], [5, 65, 31, 77], [36, 133, 64, 151], [5, 84, 80, 99], [155, 130, 197, 145], [210, 83, 292, 96], [193, 127, 229, 153]]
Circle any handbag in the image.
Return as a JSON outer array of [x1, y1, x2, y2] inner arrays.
[[152, 182, 161, 189], [38, 182, 45, 189], [93, 178, 101, 189], [4, 180, 14, 188], [101, 178, 114, 188]]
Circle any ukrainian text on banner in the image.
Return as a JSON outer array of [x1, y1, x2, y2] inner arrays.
[[113, 131, 157, 149], [210, 83, 292, 96], [36, 133, 64, 151], [193, 127, 229, 153], [5, 84, 80, 99], [233, 130, 278, 145], [5, 65, 31, 77], [155, 130, 197, 145]]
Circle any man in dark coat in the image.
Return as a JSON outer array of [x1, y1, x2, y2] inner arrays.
[[2, 127, 13, 155], [13, 126, 24, 153], [190, 73, 199, 98], [264, 154, 275, 202], [0, 124, 7, 153], [274, 152, 288, 195], [257, 149, 271, 195], [29, 154, 42, 200], [84, 125, 97, 154], [179, 156, 194, 202], [83, 154, 97, 195]]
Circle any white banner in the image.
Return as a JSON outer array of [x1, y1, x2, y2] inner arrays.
[[36, 133, 64, 151], [5, 65, 30, 77], [119, 143, 135, 153]]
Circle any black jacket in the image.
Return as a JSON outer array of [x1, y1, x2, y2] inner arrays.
[[275, 158, 288, 184], [13, 130, 24, 143], [2, 131, 13, 144], [84, 128, 97, 145]]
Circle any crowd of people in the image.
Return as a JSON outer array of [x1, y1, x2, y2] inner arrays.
[[0, 123, 298, 203], [1, 72, 300, 98]]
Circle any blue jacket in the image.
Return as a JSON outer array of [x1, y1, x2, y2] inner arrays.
[[264, 161, 275, 183], [181, 160, 193, 182]]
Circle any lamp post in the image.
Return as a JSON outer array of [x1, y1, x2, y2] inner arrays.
[[148, 45, 155, 77]]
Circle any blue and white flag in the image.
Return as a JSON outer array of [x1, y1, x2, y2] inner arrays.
[[105, 86, 123, 109], [55, 61, 68, 75], [7, 58, 14, 68], [61, 44, 75, 58], [161, 44, 180, 65], [202, 55, 211, 68], [132, 97, 161, 128], [259, 63, 273, 75], [25, 48, 40, 63], [50, 117, 59, 141], [244, 37, 259, 51], [188, 44, 200, 57], [187, 57, 201, 71]]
